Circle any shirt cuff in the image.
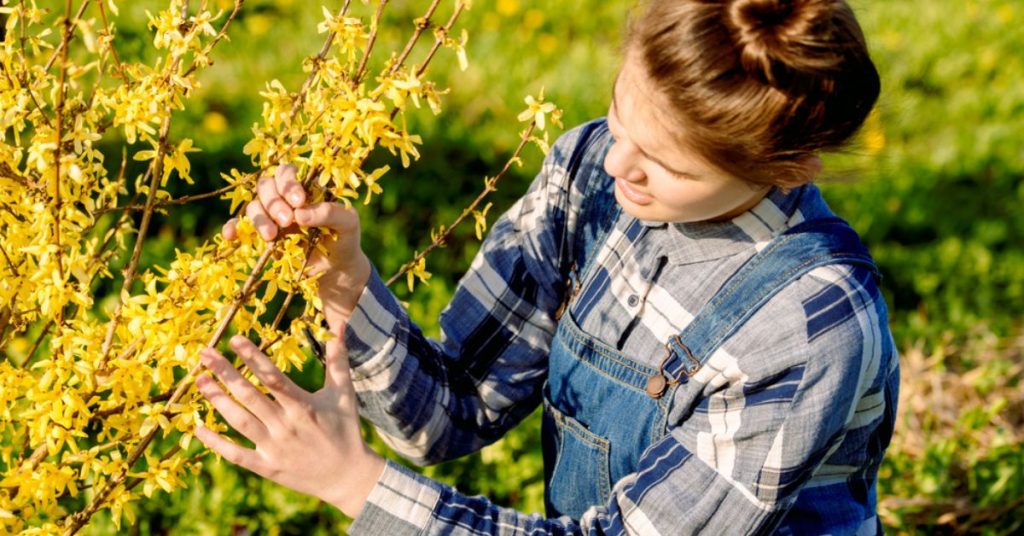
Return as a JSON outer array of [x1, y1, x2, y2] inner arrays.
[[343, 263, 403, 370], [348, 460, 442, 536]]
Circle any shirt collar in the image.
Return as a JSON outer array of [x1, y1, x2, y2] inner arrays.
[[638, 185, 811, 266]]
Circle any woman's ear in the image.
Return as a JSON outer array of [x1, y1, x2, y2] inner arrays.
[[802, 154, 823, 178], [776, 154, 822, 190]]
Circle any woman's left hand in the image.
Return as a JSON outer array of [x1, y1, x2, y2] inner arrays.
[[193, 333, 385, 518]]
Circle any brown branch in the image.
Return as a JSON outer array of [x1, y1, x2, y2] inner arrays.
[[0, 240, 15, 276], [180, 0, 246, 78], [121, 446, 208, 495], [81, 244, 241, 421], [13, 2, 47, 128], [390, 0, 444, 78], [413, 2, 465, 79], [0, 33, 49, 128], [95, 0, 127, 81], [352, 0, 390, 85], [52, 0, 76, 313], [0, 160, 45, 193], [23, 319, 53, 365], [40, 0, 90, 75], [386, 123, 537, 287], [95, 182, 240, 216], [62, 243, 277, 534], [20, 191, 136, 370], [282, 7, 347, 130], [6, 334, 145, 500], [90, 0, 241, 375], [260, 237, 320, 349], [94, 140, 166, 374]]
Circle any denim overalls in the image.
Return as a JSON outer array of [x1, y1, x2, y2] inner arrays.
[[541, 121, 879, 521]]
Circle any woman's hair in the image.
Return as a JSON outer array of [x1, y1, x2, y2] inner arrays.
[[627, 0, 880, 187]]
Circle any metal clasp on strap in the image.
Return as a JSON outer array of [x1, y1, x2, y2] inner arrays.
[[646, 335, 701, 399], [554, 263, 582, 321]]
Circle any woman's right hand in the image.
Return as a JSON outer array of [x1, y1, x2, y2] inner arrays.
[[221, 164, 372, 332]]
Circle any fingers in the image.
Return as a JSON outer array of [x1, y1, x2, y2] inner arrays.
[[293, 202, 360, 234], [199, 348, 282, 432], [257, 176, 294, 229], [323, 332, 353, 391], [275, 164, 306, 207], [302, 249, 333, 278], [194, 424, 270, 476], [221, 217, 238, 240], [246, 199, 279, 241], [229, 335, 307, 403], [194, 363, 271, 445]]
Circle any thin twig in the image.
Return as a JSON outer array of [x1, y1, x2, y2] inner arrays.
[[386, 124, 537, 287], [53, 0, 76, 312], [414, 3, 465, 79], [95, 182, 239, 216], [352, 0, 390, 85], [40, 0, 91, 74], [390, 0, 444, 77], [62, 243, 276, 534], [181, 0, 245, 78], [95, 0, 127, 81]]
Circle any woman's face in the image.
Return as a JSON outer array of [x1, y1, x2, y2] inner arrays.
[[604, 52, 770, 223]]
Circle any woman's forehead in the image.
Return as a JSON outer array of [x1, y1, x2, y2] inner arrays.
[[612, 58, 710, 177]]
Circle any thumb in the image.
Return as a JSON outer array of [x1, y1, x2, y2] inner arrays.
[[294, 202, 359, 234], [324, 330, 353, 391]]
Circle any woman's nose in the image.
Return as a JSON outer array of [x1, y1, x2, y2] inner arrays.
[[603, 138, 645, 182]]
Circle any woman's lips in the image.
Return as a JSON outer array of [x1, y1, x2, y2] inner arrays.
[[615, 177, 654, 205]]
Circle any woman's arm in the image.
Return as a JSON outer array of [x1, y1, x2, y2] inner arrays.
[[341, 125, 595, 464], [222, 123, 596, 464]]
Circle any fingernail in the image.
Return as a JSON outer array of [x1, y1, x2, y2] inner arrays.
[[289, 192, 303, 204], [230, 334, 246, 347], [276, 209, 290, 223]]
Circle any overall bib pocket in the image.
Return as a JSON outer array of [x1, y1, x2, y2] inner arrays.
[[542, 394, 612, 518]]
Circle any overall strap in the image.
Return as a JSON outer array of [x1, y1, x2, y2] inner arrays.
[[652, 217, 880, 393], [557, 119, 620, 287]]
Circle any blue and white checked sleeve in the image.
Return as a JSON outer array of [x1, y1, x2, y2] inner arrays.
[[347, 264, 898, 535], [342, 125, 590, 464]]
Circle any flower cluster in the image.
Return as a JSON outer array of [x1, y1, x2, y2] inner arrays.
[[0, 0, 559, 533]]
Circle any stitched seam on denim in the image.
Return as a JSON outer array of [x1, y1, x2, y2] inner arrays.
[[560, 311, 658, 381], [545, 397, 610, 452], [557, 339, 656, 396]]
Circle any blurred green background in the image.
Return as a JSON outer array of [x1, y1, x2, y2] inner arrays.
[[60, 0, 1024, 533]]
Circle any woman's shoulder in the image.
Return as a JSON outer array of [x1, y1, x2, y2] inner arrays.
[[725, 257, 892, 384], [715, 194, 892, 378]]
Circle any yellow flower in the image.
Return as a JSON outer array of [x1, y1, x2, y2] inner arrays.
[[473, 202, 493, 240], [517, 89, 558, 130], [406, 256, 431, 292]]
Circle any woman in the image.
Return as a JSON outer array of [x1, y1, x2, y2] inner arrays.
[[195, 0, 899, 533]]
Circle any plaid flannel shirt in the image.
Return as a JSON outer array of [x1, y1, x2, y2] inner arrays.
[[343, 121, 899, 535]]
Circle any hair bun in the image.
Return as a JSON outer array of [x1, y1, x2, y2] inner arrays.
[[726, 0, 842, 89]]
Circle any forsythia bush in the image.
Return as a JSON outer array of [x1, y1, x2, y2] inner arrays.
[[0, 0, 558, 533]]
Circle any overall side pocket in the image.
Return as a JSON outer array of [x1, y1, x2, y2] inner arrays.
[[542, 396, 612, 520]]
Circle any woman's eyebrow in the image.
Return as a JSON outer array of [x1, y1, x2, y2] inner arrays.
[[610, 78, 698, 179]]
